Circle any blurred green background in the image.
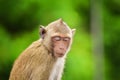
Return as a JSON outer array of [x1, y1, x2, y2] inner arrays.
[[0, 0, 120, 80]]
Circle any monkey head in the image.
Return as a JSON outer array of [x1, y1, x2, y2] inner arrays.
[[40, 18, 76, 58]]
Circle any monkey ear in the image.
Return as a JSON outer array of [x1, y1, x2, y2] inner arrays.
[[72, 29, 76, 36], [40, 25, 46, 39]]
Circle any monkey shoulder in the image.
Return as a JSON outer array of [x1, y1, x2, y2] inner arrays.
[[14, 39, 43, 64]]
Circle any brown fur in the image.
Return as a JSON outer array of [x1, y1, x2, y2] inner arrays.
[[9, 39, 57, 80]]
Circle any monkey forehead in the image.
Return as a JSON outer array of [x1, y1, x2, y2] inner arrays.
[[52, 32, 72, 37]]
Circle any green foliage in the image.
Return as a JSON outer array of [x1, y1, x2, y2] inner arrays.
[[62, 31, 93, 80], [0, 0, 120, 80]]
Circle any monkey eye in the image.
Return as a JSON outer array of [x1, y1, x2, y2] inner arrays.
[[52, 36, 61, 41], [63, 37, 70, 41]]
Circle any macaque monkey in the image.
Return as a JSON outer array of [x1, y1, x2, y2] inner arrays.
[[9, 18, 76, 80]]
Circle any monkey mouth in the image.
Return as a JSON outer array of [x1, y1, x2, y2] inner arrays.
[[57, 53, 64, 57]]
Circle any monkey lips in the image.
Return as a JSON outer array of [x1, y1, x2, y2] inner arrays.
[[54, 52, 65, 57]]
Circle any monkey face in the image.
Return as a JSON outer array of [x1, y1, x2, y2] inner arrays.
[[40, 18, 76, 58], [52, 35, 71, 57]]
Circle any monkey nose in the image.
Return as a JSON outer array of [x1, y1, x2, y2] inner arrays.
[[59, 47, 64, 50]]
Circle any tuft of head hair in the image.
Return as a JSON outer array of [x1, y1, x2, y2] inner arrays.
[[46, 18, 72, 34]]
